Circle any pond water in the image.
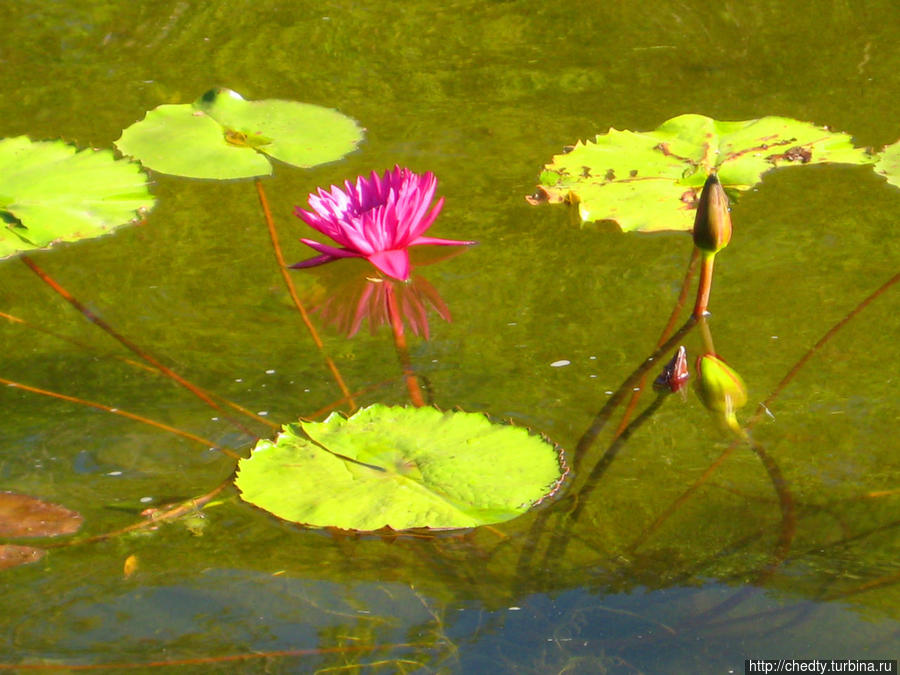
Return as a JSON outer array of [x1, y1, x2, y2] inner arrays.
[[1, 0, 899, 672]]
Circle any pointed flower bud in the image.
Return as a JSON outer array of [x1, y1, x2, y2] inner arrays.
[[654, 345, 690, 394], [692, 173, 732, 254], [695, 353, 747, 415]]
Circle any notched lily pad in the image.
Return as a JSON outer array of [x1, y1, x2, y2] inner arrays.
[[0, 491, 83, 537], [529, 114, 874, 232], [116, 88, 365, 180], [235, 404, 568, 531], [0, 136, 155, 260]]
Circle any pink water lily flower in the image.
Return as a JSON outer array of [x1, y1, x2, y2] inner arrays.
[[290, 166, 475, 281]]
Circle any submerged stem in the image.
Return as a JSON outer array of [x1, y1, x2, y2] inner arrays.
[[384, 282, 426, 407], [0, 375, 239, 459], [20, 255, 259, 439], [254, 178, 356, 411]]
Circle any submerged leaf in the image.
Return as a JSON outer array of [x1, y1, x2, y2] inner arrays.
[[0, 491, 83, 537], [235, 404, 568, 531], [530, 114, 873, 232], [0, 136, 154, 260], [0, 544, 45, 570], [116, 88, 364, 180]]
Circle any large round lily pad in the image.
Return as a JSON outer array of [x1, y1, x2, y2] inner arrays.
[[115, 88, 364, 180], [529, 114, 874, 232], [0, 136, 155, 260], [235, 405, 568, 531]]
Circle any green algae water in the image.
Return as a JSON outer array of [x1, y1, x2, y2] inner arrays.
[[1, 1, 898, 671]]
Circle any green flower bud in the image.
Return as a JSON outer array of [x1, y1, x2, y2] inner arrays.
[[692, 173, 732, 254], [695, 353, 747, 415]]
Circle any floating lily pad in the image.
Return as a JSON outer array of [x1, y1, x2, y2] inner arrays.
[[529, 114, 874, 232], [115, 88, 365, 179], [0, 136, 155, 260], [0, 491, 83, 538], [874, 139, 900, 188], [235, 404, 568, 531]]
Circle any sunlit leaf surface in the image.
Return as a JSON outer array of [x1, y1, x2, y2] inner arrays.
[[0, 136, 154, 260], [235, 404, 567, 531], [116, 88, 364, 179], [529, 114, 873, 232], [0, 491, 83, 537], [874, 138, 900, 188]]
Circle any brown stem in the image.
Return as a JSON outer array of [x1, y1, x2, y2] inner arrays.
[[693, 251, 716, 318], [0, 375, 240, 460], [2, 308, 276, 430], [573, 317, 696, 468], [44, 481, 231, 549], [748, 270, 900, 426], [20, 255, 259, 439], [629, 272, 899, 553], [254, 178, 355, 410], [613, 247, 699, 437], [384, 282, 426, 407]]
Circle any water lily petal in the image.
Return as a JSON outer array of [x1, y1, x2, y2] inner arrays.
[[410, 235, 477, 247], [293, 167, 471, 279], [367, 248, 411, 281], [290, 239, 363, 268]]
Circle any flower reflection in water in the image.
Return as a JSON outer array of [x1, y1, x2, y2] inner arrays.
[[313, 270, 451, 341]]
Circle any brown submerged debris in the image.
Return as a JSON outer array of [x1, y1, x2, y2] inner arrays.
[[768, 145, 813, 163]]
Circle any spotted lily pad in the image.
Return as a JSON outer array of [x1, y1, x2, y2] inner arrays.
[[0, 491, 83, 537], [874, 139, 900, 188], [0, 136, 154, 260], [529, 114, 874, 232], [235, 404, 568, 531], [115, 88, 364, 179]]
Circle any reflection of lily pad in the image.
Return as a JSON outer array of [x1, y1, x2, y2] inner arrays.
[[529, 114, 873, 232], [115, 88, 364, 180], [0, 136, 155, 260], [235, 404, 568, 531], [874, 139, 900, 188], [0, 491, 83, 537]]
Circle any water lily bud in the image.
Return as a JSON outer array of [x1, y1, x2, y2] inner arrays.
[[695, 353, 747, 415], [692, 174, 732, 254], [654, 345, 690, 394]]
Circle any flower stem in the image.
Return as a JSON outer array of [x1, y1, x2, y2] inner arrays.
[[693, 250, 716, 318], [384, 282, 426, 407], [1, 308, 277, 429], [0, 374, 239, 459], [613, 246, 700, 437], [20, 255, 259, 438], [254, 178, 356, 410], [698, 314, 716, 355]]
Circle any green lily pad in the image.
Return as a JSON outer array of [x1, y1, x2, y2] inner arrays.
[[529, 114, 874, 232], [874, 138, 900, 188], [0, 136, 154, 260], [115, 88, 364, 180], [235, 404, 568, 531]]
